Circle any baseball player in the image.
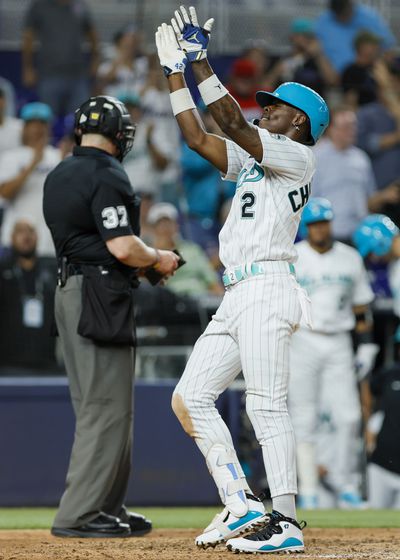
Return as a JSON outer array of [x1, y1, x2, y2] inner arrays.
[[353, 214, 400, 319], [155, 6, 329, 554], [352, 215, 400, 507], [289, 198, 376, 510]]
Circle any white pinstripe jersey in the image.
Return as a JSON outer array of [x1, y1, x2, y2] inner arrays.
[[295, 240, 374, 333], [220, 127, 315, 268]]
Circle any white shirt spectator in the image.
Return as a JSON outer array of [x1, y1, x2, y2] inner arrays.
[[0, 146, 61, 255], [123, 119, 169, 197], [97, 56, 148, 98], [0, 117, 22, 154], [141, 86, 180, 187]]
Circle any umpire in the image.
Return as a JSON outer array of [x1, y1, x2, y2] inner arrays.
[[43, 95, 179, 538]]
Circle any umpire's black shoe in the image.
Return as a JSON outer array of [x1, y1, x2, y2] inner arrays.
[[51, 512, 131, 538], [119, 507, 152, 536]]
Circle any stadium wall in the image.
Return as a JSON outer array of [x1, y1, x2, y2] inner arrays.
[[0, 379, 242, 507]]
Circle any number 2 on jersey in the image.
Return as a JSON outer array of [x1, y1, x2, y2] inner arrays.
[[241, 191, 256, 219]]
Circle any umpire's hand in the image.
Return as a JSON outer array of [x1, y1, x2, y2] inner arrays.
[[156, 249, 180, 276]]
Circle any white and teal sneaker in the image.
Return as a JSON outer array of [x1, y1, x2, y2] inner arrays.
[[338, 491, 366, 510], [297, 494, 318, 510], [226, 510, 305, 554], [195, 494, 267, 549]]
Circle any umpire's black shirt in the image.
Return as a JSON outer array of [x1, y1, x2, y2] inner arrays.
[[43, 146, 140, 272]]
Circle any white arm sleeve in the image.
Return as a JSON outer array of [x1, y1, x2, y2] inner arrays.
[[352, 253, 375, 306], [256, 127, 314, 182], [222, 138, 248, 181]]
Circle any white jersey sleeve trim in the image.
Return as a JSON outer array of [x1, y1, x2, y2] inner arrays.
[[221, 138, 248, 182], [256, 127, 313, 183]]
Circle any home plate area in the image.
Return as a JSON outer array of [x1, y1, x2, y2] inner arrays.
[[0, 528, 399, 560]]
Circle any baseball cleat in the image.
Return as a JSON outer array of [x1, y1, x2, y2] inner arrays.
[[297, 494, 318, 510], [195, 494, 267, 549], [226, 510, 305, 554], [337, 491, 366, 510]]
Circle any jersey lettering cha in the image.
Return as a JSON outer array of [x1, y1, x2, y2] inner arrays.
[[220, 127, 315, 268]]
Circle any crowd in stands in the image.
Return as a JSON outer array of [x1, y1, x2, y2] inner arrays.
[[0, 1, 397, 322], [0, 0, 399, 509], [0, 0, 399, 352]]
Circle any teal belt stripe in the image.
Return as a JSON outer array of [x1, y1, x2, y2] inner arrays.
[[222, 262, 296, 287]]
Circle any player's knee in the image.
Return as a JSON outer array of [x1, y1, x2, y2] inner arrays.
[[245, 395, 284, 421], [171, 392, 195, 437]]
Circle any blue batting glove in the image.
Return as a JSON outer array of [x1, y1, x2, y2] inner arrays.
[[171, 5, 214, 62]]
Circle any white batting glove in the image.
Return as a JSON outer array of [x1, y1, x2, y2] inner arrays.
[[155, 23, 188, 76], [355, 343, 379, 381], [171, 5, 214, 62]]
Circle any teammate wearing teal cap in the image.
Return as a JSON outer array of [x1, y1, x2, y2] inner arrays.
[[353, 214, 400, 319], [353, 214, 400, 259], [290, 198, 377, 511]]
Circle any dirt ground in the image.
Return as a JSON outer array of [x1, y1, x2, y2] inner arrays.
[[0, 528, 399, 560]]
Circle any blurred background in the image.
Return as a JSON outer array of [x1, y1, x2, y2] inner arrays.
[[0, 0, 400, 511]]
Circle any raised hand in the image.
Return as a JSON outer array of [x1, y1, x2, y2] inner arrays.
[[155, 22, 188, 76], [171, 5, 214, 62]]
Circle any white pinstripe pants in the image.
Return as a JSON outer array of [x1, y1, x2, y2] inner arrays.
[[174, 268, 302, 498], [289, 329, 361, 494]]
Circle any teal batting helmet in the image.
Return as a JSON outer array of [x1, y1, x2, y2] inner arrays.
[[352, 214, 399, 258], [256, 82, 330, 145], [298, 197, 333, 238]]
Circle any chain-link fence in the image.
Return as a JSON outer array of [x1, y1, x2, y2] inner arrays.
[[0, 0, 399, 54]]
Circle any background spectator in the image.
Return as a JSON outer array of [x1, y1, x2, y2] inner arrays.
[[0, 220, 58, 374], [315, 0, 395, 73], [22, 0, 99, 116], [0, 76, 17, 118], [0, 88, 22, 154], [311, 108, 376, 242], [140, 58, 181, 204], [57, 130, 76, 160], [278, 18, 338, 97], [342, 31, 381, 108], [0, 102, 61, 256], [226, 58, 261, 122], [356, 60, 400, 219], [180, 103, 235, 260], [149, 203, 224, 297], [120, 92, 178, 203], [241, 39, 278, 91], [96, 24, 148, 98]]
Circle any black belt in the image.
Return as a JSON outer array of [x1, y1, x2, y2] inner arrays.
[[66, 263, 83, 276], [58, 259, 138, 288], [58, 259, 113, 287], [66, 263, 113, 276]]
